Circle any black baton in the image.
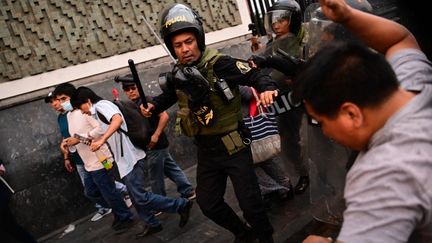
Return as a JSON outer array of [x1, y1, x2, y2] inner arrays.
[[128, 59, 148, 108]]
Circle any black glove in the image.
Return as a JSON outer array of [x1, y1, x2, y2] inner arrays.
[[248, 55, 268, 69], [266, 54, 305, 78], [172, 66, 210, 104]]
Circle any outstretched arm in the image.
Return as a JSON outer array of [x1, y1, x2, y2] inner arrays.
[[319, 0, 419, 58]]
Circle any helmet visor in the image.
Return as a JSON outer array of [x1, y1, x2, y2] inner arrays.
[[264, 10, 292, 34]]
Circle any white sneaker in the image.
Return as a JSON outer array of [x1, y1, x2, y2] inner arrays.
[[90, 208, 112, 222]]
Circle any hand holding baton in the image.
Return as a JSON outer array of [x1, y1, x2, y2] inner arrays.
[[127, 59, 148, 109]]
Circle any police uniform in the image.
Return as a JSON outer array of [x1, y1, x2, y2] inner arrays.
[[261, 0, 309, 194], [156, 4, 276, 241], [153, 50, 276, 240]]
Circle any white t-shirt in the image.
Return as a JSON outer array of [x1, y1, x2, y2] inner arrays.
[[92, 100, 146, 178], [338, 49, 432, 243]]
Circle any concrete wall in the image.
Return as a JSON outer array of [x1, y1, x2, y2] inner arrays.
[[0, 0, 252, 103], [0, 0, 241, 82], [0, 36, 253, 239]]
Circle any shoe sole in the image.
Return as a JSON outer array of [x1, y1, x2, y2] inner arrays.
[[135, 225, 163, 239], [187, 193, 197, 200], [90, 209, 112, 222]]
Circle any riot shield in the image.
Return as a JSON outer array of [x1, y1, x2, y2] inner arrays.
[[302, 3, 355, 225], [303, 3, 332, 58]]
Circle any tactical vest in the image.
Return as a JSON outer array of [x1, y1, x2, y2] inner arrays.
[[176, 48, 243, 136]]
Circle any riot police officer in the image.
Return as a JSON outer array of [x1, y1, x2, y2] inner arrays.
[[252, 0, 310, 195], [142, 3, 277, 243]]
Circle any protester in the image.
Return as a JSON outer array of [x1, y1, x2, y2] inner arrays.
[[141, 3, 277, 242], [71, 86, 193, 238], [296, 0, 432, 242], [118, 77, 195, 200], [45, 86, 129, 222], [52, 84, 135, 234]]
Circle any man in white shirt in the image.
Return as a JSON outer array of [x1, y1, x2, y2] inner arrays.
[[71, 86, 193, 238]]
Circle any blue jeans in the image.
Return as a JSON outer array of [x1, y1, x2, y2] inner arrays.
[[123, 159, 188, 226], [162, 148, 194, 197], [146, 148, 193, 197], [76, 164, 87, 186], [76, 164, 102, 210], [143, 150, 166, 195], [114, 181, 128, 194], [77, 164, 128, 210], [84, 168, 133, 221]]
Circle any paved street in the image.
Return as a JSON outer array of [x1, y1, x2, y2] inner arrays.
[[40, 164, 341, 243]]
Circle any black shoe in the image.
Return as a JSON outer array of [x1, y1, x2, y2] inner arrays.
[[294, 176, 309, 194], [278, 184, 294, 201], [113, 218, 135, 234], [111, 215, 120, 229], [135, 224, 163, 238], [234, 225, 256, 243], [262, 196, 272, 210], [178, 200, 193, 228]]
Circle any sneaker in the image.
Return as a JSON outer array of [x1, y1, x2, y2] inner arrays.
[[178, 200, 193, 228], [184, 189, 196, 200], [91, 208, 112, 222]]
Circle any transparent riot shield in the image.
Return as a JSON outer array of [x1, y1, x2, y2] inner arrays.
[[303, 3, 332, 58], [304, 122, 351, 225], [302, 3, 356, 225]]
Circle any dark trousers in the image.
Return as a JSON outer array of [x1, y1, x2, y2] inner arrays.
[[278, 107, 307, 176], [195, 135, 273, 238], [0, 205, 37, 243]]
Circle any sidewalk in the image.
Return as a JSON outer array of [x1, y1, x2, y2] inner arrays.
[[40, 165, 340, 243]]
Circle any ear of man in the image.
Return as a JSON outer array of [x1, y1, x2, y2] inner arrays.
[[340, 102, 364, 129]]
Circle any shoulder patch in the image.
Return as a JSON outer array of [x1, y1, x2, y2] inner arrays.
[[236, 61, 251, 74]]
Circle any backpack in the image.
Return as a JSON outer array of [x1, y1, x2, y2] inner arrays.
[[97, 100, 151, 151]]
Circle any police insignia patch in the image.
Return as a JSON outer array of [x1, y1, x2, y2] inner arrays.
[[236, 61, 251, 74], [194, 106, 214, 126]]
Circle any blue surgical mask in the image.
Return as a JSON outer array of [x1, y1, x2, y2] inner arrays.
[[61, 100, 73, 112]]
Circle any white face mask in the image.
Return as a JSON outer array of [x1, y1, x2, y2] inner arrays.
[[89, 102, 96, 115], [61, 100, 73, 112]]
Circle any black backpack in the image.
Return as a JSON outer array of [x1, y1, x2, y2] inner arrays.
[[97, 100, 151, 151]]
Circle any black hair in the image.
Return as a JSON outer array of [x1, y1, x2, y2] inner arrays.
[[52, 83, 76, 98], [70, 86, 103, 109], [293, 40, 399, 117]]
